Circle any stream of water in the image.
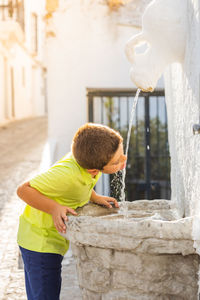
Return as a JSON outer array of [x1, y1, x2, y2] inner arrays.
[[119, 88, 141, 215]]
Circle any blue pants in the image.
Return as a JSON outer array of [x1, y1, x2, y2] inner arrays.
[[19, 246, 63, 300]]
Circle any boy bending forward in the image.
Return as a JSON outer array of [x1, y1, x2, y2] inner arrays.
[[17, 123, 127, 300]]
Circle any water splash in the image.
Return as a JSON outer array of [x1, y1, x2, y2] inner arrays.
[[110, 170, 123, 201], [120, 88, 141, 216]]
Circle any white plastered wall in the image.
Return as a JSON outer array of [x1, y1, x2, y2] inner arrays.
[[0, 0, 46, 125], [45, 0, 156, 162], [164, 0, 200, 220]]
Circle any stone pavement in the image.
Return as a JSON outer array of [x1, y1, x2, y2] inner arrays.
[[0, 117, 82, 300]]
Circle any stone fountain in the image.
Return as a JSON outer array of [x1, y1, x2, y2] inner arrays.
[[64, 202, 199, 299], [62, 0, 200, 299]]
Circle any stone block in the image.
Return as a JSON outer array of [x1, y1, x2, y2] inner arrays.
[[71, 243, 87, 261], [77, 260, 111, 293], [81, 288, 102, 300], [112, 264, 198, 298], [66, 215, 195, 253], [112, 251, 143, 272], [102, 289, 150, 300], [102, 289, 185, 300], [135, 238, 195, 255], [69, 231, 143, 251], [112, 251, 199, 277], [85, 245, 112, 269]]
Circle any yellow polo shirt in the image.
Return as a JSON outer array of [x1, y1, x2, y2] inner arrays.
[[17, 153, 101, 256]]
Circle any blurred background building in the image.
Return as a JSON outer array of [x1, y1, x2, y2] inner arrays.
[[0, 0, 46, 125]]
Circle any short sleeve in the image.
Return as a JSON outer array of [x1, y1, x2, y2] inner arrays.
[[29, 165, 73, 200]]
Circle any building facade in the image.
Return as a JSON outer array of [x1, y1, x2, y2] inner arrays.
[[0, 0, 46, 125], [44, 0, 159, 162]]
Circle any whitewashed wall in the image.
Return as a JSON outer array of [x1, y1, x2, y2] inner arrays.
[[0, 55, 6, 122], [45, 0, 163, 162], [24, 0, 46, 117], [164, 0, 200, 218], [0, 0, 46, 125]]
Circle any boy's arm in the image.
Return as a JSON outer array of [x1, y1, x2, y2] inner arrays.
[[17, 181, 77, 233], [90, 189, 119, 208]]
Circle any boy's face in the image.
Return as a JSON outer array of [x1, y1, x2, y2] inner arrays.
[[102, 143, 127, 174]]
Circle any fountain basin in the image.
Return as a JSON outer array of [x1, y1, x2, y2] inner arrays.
[[63, 200, 199, 299]]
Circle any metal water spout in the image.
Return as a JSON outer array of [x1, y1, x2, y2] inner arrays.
[[125, 0, 187, 92]]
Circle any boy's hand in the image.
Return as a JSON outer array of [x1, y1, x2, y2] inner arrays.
[[92, 195, 119, 209], [51, 204, 77, 234]]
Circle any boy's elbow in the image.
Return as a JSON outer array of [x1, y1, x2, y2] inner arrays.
[[17, 185, 24, 198], [16, 182, 30, 198]]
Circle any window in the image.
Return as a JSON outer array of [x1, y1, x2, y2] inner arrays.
[[31, 13, 38, 54]]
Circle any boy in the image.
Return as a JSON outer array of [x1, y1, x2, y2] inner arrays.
[[17, 123, 127, 300]]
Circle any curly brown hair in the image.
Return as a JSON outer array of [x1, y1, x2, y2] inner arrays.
[[71, 123, 123, 170]]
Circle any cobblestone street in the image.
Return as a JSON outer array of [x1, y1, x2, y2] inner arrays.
[[0, 117, 81, 300]]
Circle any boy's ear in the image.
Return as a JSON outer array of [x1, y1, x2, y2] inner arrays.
[[87, 169, 100, 176]]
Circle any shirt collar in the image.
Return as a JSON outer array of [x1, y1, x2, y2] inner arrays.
[[70, 153, 101, 185]]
